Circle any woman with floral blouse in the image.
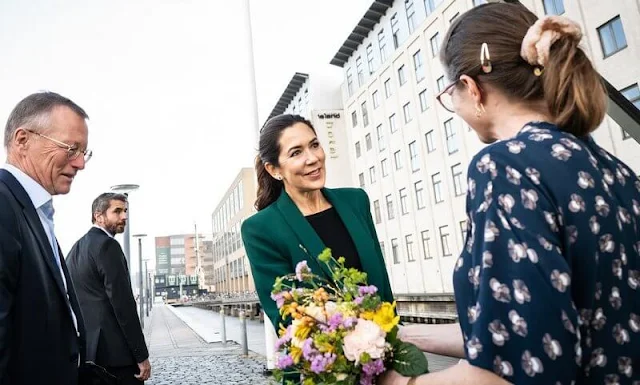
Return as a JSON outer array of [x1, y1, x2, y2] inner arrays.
[[380, 3, 639, 385]]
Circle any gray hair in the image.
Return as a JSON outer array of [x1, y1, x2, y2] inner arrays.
[[92, 193, 127, 223], [4, 91, 89, 148]]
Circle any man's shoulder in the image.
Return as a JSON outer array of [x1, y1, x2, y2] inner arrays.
[[0, 182, 21, 231]]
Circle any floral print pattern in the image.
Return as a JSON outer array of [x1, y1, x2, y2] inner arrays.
[[454, 122, 640, 384]]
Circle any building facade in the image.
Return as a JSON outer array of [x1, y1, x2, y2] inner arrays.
[[265, 70, 355, 189], [331, 0, 640, 320], [155, 233, 200, 276], [211, 167, 258, 293]]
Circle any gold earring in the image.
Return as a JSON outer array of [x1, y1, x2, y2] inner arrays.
[[475, 103, 486, 118], [533, 66, 544, 77], [276, 175, 283, 181]]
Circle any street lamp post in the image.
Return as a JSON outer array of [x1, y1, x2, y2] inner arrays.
[[144, 259, 150, 317], [133, 233, 147, 329], [110, 184, 140, 272]]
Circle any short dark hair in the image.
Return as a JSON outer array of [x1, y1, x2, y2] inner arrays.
[[91, 193, 127, 223], [4, 91, 89, 148]]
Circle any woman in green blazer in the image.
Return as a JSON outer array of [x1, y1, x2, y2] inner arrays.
[[241, 114, 394, 330]]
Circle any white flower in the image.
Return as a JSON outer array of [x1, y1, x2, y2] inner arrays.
[[305, 303, 327, 323], [324, 301, 338, 318], [343, 319, 386, 364]]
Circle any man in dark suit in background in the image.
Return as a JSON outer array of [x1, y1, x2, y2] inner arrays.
[[67, 193, 151, 384], [0, 92, 90, 384]]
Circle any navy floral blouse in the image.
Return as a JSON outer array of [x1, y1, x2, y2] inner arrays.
[[454, 122, 640, 384]]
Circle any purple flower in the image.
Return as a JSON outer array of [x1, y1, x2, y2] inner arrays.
[[270, 292, 285, 308], [362, 358, 385, 376], [343, 316, 358, 329], [354, 296, 364, 305], [275, 354, 294, 369], [310, 352, 336, 374], [358, 285, 378, 297], [359, 375, 374, 385], [302, 338, 316, 360], [328, 313, 344, 331], [295, 261, 311, 281]]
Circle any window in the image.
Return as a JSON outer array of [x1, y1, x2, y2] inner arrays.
[[374, 200, 382, 224], [386, 194, 395, 220], [356, 56, 365, 86], [543, 0, 564, 15], [421, 230, 432, 259], [621, 84, 640, 139], [409, 141, 420, 172], [389, 114, 397, 133], [413, 50, 424, 82], [424, 0, 438, 16], [369, 166, 377, 183], [391, 13, 400, 49], [384, 78, 393, 98], [444, 118, 458, 154], [381, 158, 390, 177], [351, 111, 358, 127], [347, 68, 354, 96], [432, 172, 443, 203], [359, 173, 365, 188], [391, 238, 400, 264], [355, 141, 362, 158], [473, 0, 487, 5], [403, 102, 412, 123], [430, 33, 440, 57], [439, 225, 452, 256], [414, 181, 425, 209], [373, 90, 380, 109], [460, 220, 468, 244], [452, 163, 465, 196], [376, 124, 386, 151], [437, 76, 445, 92], [419, 89, 428, 111], [378, 29, 388, 62], [405, 0, 417, 33], [366, 43, 375, 74], [399, 188, 409, 215], [598, 16, 627, 57], [405, 234, 415, 262], [398, 65, 407, 86], [362, 102, 369, 127], [365, 133, 372, 151], [394, 150, 403, 170]]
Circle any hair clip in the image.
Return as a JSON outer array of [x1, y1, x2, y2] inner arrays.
[[533, 66, 544, 77], [480, 42, 492, 73]]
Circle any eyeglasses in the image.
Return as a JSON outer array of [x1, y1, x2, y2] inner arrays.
[[27, 129, 93, 163], [435, 79, 459, 113]]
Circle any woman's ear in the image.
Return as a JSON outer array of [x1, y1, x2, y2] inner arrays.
[[459, 74, 483, 104], [264, 162, 281, 180]]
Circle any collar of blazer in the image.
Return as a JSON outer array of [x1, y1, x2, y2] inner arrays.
[[273, 187, 378, 282], [0, 169, 69, 303]]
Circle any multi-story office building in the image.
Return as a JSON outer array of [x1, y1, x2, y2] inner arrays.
[[154, 233, 202, 276], [211, 167, 258, 293], [330, 0, 640, 320], [265, 70, 354, 188]]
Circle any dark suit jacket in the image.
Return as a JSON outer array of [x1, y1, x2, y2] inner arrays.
[[66, 227, 149, 367], [241, 187, 394, 329], [0, 169, 86, 385]]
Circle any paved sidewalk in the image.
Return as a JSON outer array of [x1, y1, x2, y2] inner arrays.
[[145, 305, 271, 385]]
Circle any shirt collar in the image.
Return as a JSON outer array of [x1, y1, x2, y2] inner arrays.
[[93, 225, 115, 238], [1, 163, 52, 210]]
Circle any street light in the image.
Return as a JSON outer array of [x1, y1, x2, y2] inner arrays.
[[110, 184, 140, 271], [133, 233, 147, 329], [143, 257, 150, 317]]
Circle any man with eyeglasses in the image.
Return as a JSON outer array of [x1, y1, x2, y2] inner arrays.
[[0, 91, 91, 384]]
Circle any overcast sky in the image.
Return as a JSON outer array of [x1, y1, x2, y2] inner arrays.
[[0, 0, 370, 273]]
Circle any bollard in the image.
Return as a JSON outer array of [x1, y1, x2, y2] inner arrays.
[[220, 307, 227, 346], [240, 311, 249, 357]]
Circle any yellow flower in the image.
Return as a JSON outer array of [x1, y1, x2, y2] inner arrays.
[[292, 316, 314, 340], [360, 310, 375, 320], [373, 301, 400, 332], [290, 345, 303, 364]]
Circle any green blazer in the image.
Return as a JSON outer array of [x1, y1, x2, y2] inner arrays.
[[241, 187, 394, 329]]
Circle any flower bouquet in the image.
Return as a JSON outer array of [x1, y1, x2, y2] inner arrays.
[[270, 248, 429, 385]]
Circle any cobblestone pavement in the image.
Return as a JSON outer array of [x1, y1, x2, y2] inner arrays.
[[145, 305, 273, 385]]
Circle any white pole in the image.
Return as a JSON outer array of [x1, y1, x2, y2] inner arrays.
[[264, 319, 277, 370], [244, 0, 260, 143]]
